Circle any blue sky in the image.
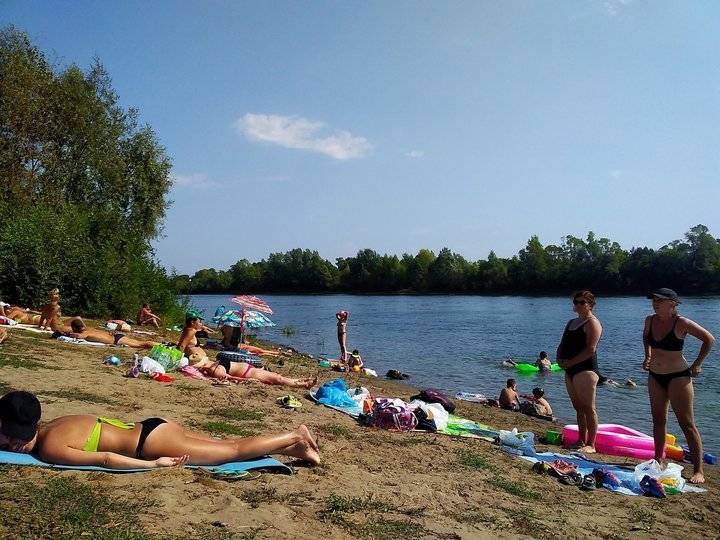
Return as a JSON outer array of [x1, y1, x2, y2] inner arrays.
[[3, 1, 719, 273]]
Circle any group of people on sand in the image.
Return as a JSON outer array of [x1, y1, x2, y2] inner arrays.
[[555, 288, 714, 484], [0, 301, 323, 469], [177, 310, 317, 389]]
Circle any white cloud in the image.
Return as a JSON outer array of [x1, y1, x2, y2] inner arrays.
[[405, 150, 425, 159], [171, 173, 220, 189], [235, 113, 372, 160], [602, 0, 633, 16]]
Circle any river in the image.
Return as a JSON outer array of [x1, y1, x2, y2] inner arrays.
[[189, 294, 720, 453]]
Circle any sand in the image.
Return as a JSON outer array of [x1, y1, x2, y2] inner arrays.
[[0, 324, 718, 539]]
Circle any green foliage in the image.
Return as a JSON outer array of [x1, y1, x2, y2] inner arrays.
[[179, 225, 720, 295], [0, 26, 178, 317]]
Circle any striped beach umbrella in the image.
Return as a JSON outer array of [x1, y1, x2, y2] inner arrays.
[[230, 295, 273, 315]]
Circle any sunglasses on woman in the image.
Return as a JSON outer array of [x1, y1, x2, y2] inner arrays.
[[573, 299, 587, 305]]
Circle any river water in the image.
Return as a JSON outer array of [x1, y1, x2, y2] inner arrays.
[[189, 294, 720, 453]]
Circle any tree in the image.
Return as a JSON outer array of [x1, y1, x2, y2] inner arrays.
[[0, 26, 175, 316]]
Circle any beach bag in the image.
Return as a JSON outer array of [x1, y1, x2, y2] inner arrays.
[[409, 389, 456, 413], [368, 399, 417, 432], [634, 459, 685, 491], [148, 344, 183, 371]]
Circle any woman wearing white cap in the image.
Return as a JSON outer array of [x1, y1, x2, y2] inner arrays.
[[643, 288, 715, 484]]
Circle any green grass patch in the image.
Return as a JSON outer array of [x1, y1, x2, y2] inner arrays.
[[0, 476, 154, 539], [318, 423, 355, 439], [240, 486, 280, 508], [318, 495, 426, 538], [361, 518, 427, 540], [0, 354, 48, 370], [202, 421, 258, 437], [40, 389, 116, 405], [490, 477, 541, 500], [457, 449, 496, 471], [318, 494, 392, 525], [209, 407, 264, 422]]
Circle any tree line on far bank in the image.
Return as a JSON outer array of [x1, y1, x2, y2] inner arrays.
[[0, 27, 178, 318], [174, 225, 720, 296]]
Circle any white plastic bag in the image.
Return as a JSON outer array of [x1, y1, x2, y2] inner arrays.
[[634, 459, 685, 490], [140, 356, 165, 375]]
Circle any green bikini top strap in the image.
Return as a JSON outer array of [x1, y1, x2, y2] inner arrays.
[[82, 417, 135, 452]]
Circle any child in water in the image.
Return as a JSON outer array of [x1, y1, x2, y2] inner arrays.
[[336, 311, 348, 362]]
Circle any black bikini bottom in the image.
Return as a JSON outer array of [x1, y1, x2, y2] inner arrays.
[[135, 417, 167, 457], [649, 369, 691, 390]]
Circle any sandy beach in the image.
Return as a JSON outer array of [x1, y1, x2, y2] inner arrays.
[[0, 324, 718, 540]]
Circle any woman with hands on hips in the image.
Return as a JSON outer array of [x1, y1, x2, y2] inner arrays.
[[643, 288, 714, 484]]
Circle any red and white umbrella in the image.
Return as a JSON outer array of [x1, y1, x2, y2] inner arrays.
[[230, 295, 273, 315]]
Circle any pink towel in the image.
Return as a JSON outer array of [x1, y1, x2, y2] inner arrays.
[[180, 365, 207, 380]]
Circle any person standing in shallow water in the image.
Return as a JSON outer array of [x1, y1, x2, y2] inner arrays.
[[556, 290, 603, 454], [643, 288, 714, 484]]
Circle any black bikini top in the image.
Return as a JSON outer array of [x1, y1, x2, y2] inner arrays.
[[647, 316, 684, 352]]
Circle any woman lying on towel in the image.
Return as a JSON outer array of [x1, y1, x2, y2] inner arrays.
[[53, 317, 159, 349], [0, 391, 320, 468], [181, 313, 315, 389]]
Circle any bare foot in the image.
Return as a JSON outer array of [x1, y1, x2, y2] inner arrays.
[[296, 425, 319, 452], [300, 376, 318, 390], [578, 445, 596, 454], [283, 439, 320, 466], [689, 471, 705, 484]]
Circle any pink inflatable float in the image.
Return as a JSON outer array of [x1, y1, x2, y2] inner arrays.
[[562, 423, 664, 460]]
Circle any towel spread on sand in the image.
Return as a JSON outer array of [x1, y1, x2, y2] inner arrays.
[[55, 336, 108, 347], [0, 450, 293, 474], [519, 452, 706, 495], [6, 324, 53, 334]]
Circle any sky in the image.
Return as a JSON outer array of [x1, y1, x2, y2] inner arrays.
[[2, 1, 719, 274]]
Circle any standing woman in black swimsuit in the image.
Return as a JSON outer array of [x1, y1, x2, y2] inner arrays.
[[556, 290, 603, 453], [643, 288, 714, 484]]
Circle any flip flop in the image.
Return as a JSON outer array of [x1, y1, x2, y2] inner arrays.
[[580, 474, 598, 491], [276, 395, 302, 409], [558, 472, 583, 486], [212, 380, 231, 387]]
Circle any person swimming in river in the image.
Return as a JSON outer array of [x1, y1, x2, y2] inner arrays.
[[0, 390, 320, 468], [336, 310, 348, 363], [535, 351, 552, 372], [53, 317, 159, 349]]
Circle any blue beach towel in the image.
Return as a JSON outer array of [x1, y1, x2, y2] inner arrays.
[[519, 452, 705, 495], [0, 450, 293, 474], [311, 379, 362, 417]]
